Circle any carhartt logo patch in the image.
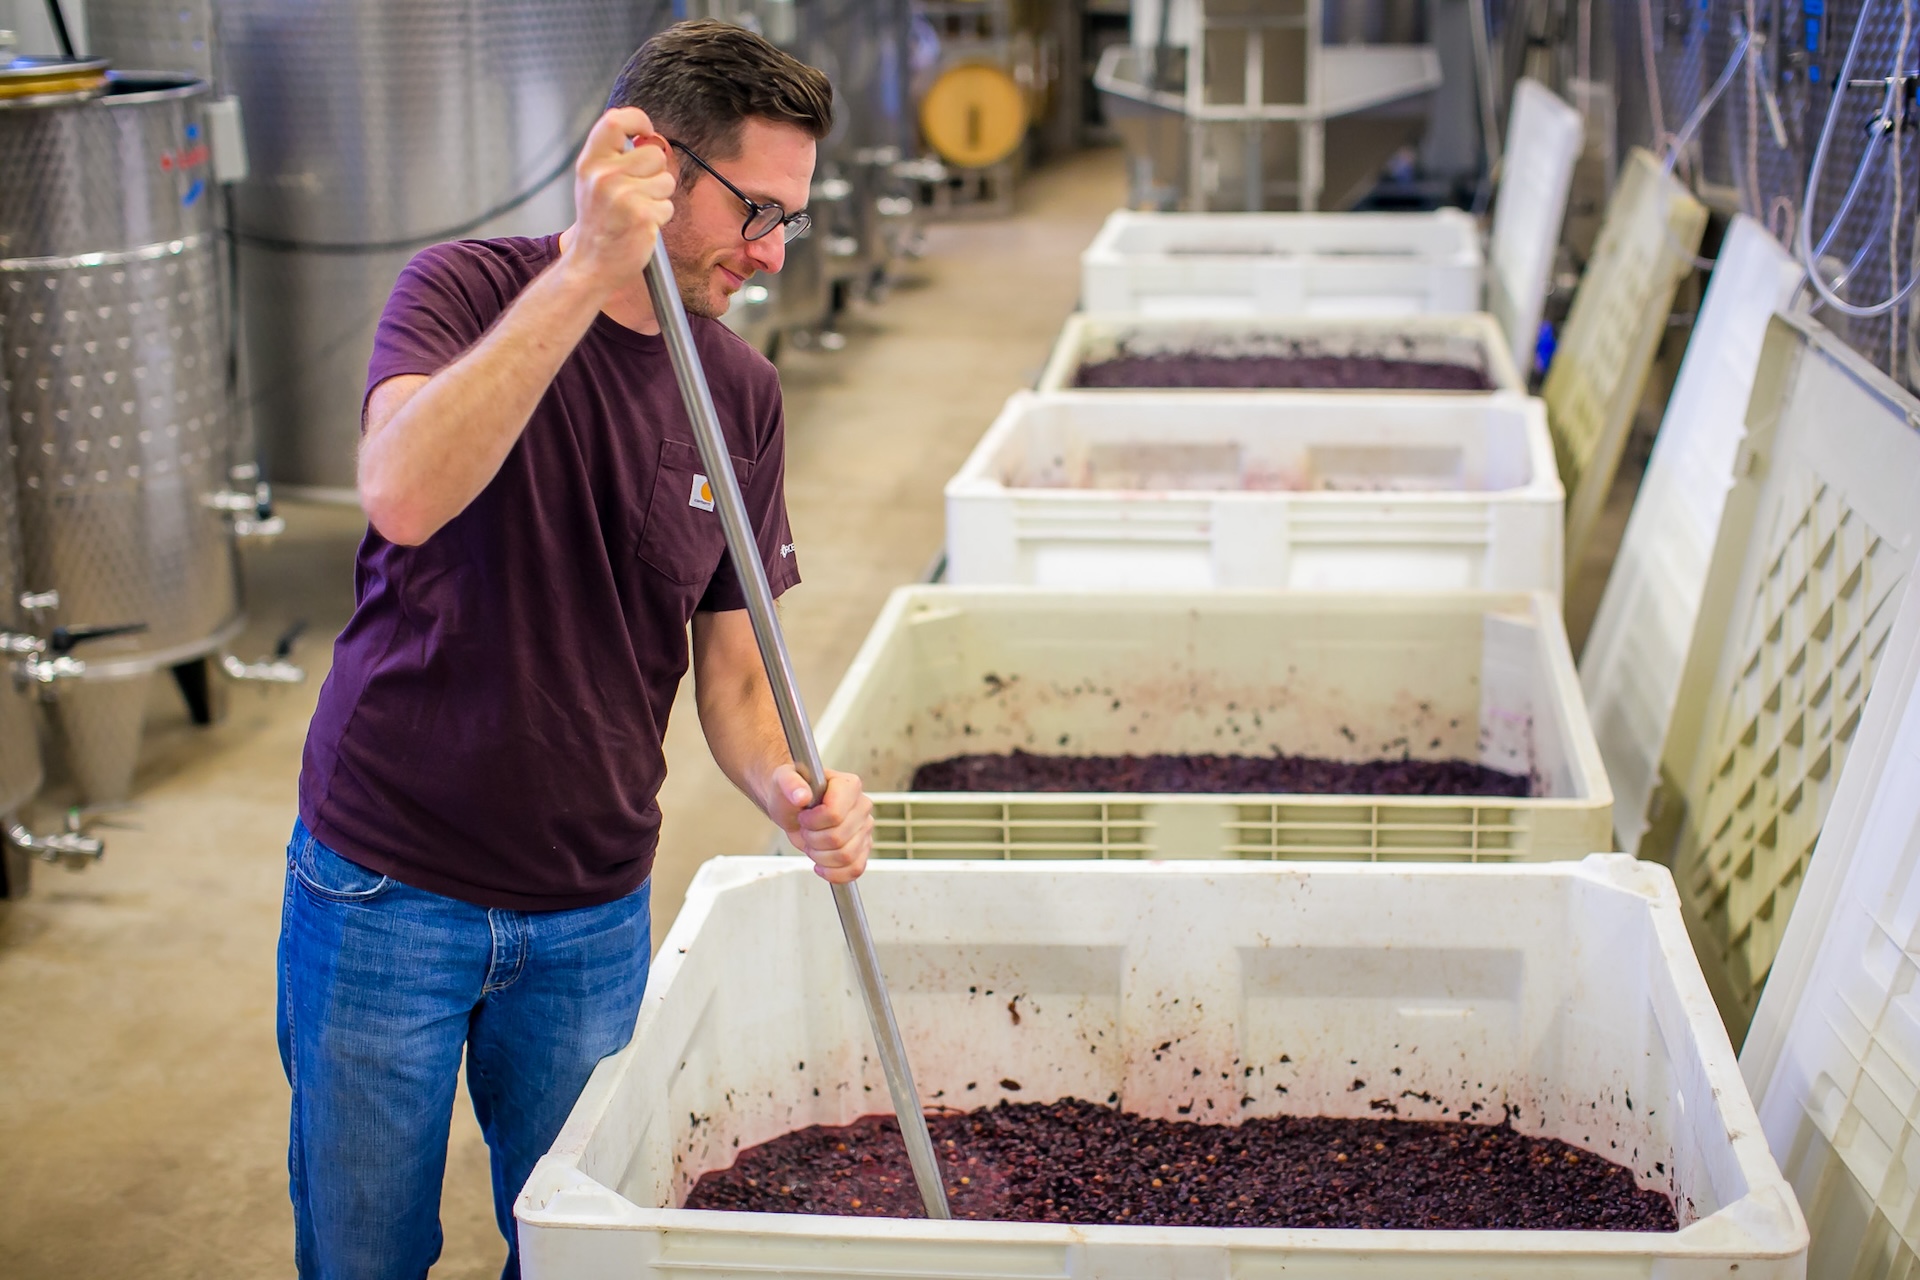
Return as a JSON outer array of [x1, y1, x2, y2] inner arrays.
[[689, 474, 715, 512], [780, 542, 796, 558]]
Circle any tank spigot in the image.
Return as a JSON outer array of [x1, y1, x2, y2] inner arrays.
[[892, 157, 948, 184], [209, 484, 286, 539], [221, 618, 306, 685], [19, 620, 150, 683], [7, 822, 103, 869], [0, 594, 60, 672]]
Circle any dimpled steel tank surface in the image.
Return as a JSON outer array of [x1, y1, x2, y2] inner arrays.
[[0, 376, 42, 824], [216, 0, 660, 496], [0, 71, 247, 803]]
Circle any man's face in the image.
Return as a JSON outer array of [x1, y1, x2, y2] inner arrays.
[[660, 118, 816, 319]]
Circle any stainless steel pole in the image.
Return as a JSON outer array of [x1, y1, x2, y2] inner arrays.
[[642, 247, 952, 1221]]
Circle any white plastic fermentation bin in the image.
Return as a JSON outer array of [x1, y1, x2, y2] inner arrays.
[[1656, 313, 1920, 1037], [1036, 311, 1526, 396], [1078, 79, 1582, 382], [1542, 147, 1709, 580], [814, 586, 1610, 860], [1079, 209, 1482, 318], [1483, 79, 1587, 376], [1742, 583, 1920, 1279], [1578, 216, 1803, 856], [516, 857, 1808, 1279], [943, 390, 1563, 595]]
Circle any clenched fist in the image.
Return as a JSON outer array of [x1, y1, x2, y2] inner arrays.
[[763, 765, 873, 884], [561, 107, 677, 297]]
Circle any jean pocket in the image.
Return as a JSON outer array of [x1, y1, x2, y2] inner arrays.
[[291, 830, 394, 904]]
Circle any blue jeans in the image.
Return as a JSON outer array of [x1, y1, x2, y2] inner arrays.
[[277, 819, 651, 1280]]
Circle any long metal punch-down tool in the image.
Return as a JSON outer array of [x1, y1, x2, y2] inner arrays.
[[642, 241, 952, 1220]]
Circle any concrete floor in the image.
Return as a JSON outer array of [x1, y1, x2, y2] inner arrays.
[[0, 146, 1127, 1279]]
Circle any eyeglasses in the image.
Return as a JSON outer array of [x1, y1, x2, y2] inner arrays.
[[669, 139, 812, 244]]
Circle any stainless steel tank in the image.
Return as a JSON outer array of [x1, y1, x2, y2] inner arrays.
[[689, 0, 920, 343], [0, 377, 42, 825], [218, 0, 663, 498], [681, 0, 837, 341], [0, 68, 246, 804], [0, 371, 35, 900], [85, 0, 221, 83], [804, 0, 921, 309], [0, 368, 97, 898]]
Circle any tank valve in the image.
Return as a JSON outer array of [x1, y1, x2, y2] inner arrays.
[[7, 821, 103, 869], [812, 176, 854, 203], [209, 484, 286, 539], [222, 618, 306, 685], [14, 621, 151, 684], [893, 157, 949, 184]]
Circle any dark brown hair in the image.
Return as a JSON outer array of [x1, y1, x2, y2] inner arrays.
[[606, 19, 833, 172]]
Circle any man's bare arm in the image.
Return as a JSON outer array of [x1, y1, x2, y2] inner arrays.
[[692, 608, 871, 883], [358, 107, 676, 545]]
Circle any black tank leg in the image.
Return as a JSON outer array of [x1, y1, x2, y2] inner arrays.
[[173, 658, 216, 726], [0, 839, 27, 899]]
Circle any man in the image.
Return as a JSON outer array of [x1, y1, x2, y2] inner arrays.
[[279, 21, 870, 1279]]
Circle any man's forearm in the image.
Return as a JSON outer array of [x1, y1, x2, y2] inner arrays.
[[692, 609, 873, 882], [696, 659, 794, 814], [358, 259, 606, 545]]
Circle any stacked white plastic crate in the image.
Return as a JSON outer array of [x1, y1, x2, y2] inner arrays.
[[1077, 78, 1584, 375], [947, 78, 1584, 603], [902, 75, 1604, 867]]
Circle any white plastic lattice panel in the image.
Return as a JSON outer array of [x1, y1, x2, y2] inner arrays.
[[1742, 580, 1920, 1280], [1580, 216, 1803, 856], [1485, 78, 1585, 377], [1543, 147, 1708, 583], [1665, 312, 1920, 1038]]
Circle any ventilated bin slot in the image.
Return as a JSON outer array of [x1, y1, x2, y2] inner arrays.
[[874, 799, 1156, 860], [1225, 802, 1525, 860]]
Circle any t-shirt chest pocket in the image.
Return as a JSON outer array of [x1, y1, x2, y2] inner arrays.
[[637, 438, 754, 585]]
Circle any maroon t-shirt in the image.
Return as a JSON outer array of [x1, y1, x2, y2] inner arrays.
[[299, 235, 798, 911]]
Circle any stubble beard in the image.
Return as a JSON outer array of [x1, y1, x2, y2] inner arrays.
[[677, 269, 722, 319], [661, 222, 727, 320]]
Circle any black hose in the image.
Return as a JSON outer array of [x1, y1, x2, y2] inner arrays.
[[42, 0, 77, 59]]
